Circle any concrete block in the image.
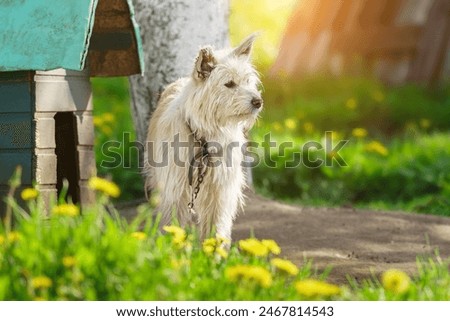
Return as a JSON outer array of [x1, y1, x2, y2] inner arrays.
[[79, 180, 95, 205], [34, 117, 55, 149], [36, 184, 57, 215], [74, 112, 95, 146], [35, 153, 57, 185], [35, 77, 93, 112], [77, 147, 96, 180]]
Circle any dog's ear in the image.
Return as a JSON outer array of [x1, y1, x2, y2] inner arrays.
[[232, 33, 258, 59], [193, 46, 217, 81]]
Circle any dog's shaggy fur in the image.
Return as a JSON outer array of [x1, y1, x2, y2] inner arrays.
[[144, 34, 263, 240]]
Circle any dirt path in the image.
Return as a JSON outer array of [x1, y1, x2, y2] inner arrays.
[[233, 193, 450, 284], [119, 193, 450, 284]]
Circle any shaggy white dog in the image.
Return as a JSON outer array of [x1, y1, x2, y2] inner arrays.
[[144, 34, 263, 240]]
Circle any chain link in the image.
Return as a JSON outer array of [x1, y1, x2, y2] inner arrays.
[[186, 121, 210, 218], [188, 153, 209, 214]]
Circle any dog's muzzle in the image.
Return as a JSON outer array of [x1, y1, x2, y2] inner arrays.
[[251, 97, 263, 109]]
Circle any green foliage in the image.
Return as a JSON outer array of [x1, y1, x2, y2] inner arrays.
[[1, 183, 449, 300], [91, 78, 144, 201]]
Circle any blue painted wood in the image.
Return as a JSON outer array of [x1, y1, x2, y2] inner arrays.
[[0, 151, 32, 184], [0, 0, 143, 74], [0, 0, 98, 71], [0, 113, 33, 149], [0, 82, 33, 113]]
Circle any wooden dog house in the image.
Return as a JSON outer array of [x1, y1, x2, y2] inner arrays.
[[0, 0, 144, 209]]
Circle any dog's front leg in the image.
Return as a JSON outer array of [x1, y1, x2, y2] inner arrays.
[[213, 193, 240, 243]]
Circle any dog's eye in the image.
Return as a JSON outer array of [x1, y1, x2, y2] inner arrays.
[[224, 80, 237, 88]]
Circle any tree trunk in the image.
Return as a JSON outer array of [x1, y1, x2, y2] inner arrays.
[[128, 0, 230, 146]]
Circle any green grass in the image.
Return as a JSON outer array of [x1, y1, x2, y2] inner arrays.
[[91, 78, 144, 201], [1, 175, 449, 300], [252, 131, 450, 216]]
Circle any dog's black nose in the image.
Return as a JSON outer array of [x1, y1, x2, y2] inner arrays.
[[251, 97, 263, 109]]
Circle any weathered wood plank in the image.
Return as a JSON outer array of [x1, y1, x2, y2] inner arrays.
[[0, 113, 33, 149], [0, 82, 33, 113], [407, 0, 450, 83], [332, 25, 422, 54], [0, 151, 33, 184]]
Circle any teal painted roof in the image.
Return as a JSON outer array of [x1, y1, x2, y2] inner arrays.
[[0, 0, 143, 75]]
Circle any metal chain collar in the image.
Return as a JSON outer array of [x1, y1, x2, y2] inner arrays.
[[187, 122, 210, 218]]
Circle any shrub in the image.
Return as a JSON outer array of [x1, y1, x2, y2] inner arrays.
[[252, 132, 450, 215]]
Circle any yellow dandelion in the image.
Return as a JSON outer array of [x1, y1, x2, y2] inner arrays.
[[419, 118, 431, 129], [62, 256, 77, 268], [0, 232, 21, 245], [88, 177, 121, 198], [7, 231, 21, 242], [202, 236, 229, 258], [239, 238, 269, 257], [52, 204, 79, 217], [102, 113, 115, 123], [261, 239, 281, 255], [215, 247, 228, 259], [171, 258, 190, 270], [93, 116, 104, 127], [272, 121, 282, 132], [203, 237, 217, 247], [101, 125, 113, 135], [131, 231, 147, 241], [352, 128, 368, 138], [31, 276, 53, 289], [345, 98, 358, 110], [295, 279, 341, 298], [21, 188, 39, 201], [225, 265, 272, 288], [163, 225, 188, 249], [202, 238, 216, 255], [324, 131, 342, 143], [303, 122, 314, 134], [381, 269, 410, 295], [284, 118, 297, 130], [271, 258, 299, 276], [163, 225, 185, 236], [203, 244, 215, 255], [371, 90, 385, 103], [405, 122, 418, 132], [365, 140, 389, 156], [173, 235, 190, 249]]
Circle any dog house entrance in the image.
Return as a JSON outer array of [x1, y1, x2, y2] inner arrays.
[[54, 112, 80, 203]]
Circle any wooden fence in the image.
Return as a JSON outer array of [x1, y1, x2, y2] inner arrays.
[[271, 0, 450, 85]]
